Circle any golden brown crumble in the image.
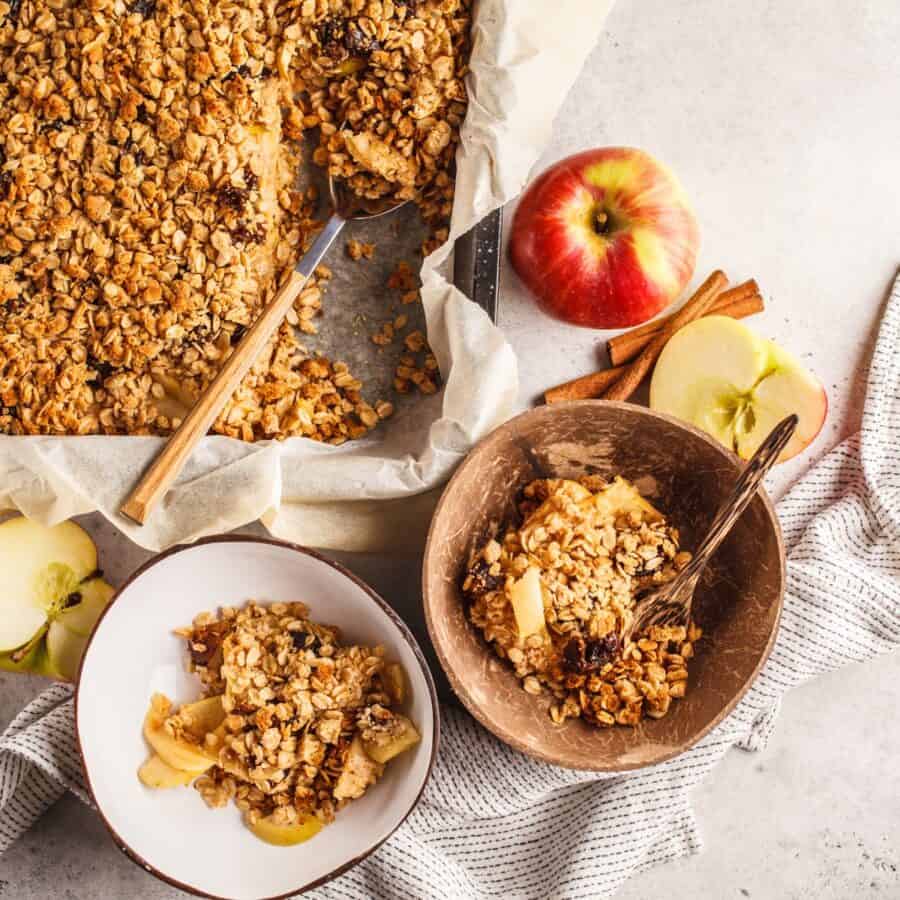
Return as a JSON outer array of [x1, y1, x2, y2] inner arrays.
[[345, 238, 374, 260], [145, 601, 419, 833], [371, 319, 396, 346], [0, 0, 471, 439], [394, 345, 439, 394], [463, 477, 702, 728]]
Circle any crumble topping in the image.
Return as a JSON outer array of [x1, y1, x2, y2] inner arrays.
[[143, 600, 420, 833], [463, 477, 702, 727], [0, 0, 470, 440]]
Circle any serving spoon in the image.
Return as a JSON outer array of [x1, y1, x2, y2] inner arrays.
[[626, 413, 798, 641], [120, 173, 406, 525]]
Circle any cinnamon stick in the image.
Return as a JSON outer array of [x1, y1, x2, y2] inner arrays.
[[601, 270, 729, 403], [607, 279, 761, 366], [544, 365, 625, 405]]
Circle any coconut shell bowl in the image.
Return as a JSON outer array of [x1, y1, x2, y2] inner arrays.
[[423, 401, 785, 771]]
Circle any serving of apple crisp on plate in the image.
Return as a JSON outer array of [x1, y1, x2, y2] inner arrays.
[[139, 601, 420, 845], [0, 0, 470, 442], [77, 537, 438, 895], [463, 476, 702, 728]]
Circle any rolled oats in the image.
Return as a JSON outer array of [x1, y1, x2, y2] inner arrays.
[[154, 601, 418, 835], [0, 0, 470, 439], [463, 477, 703, 728]]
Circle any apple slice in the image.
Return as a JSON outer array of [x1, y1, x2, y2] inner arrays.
[[587, 477, 662, 522], [361, 715, 421, 764], [248, 813, 323, 846], [524, 480, 592, 527], [45, 624, 89, 682], [650, 316, 826, 462], [384, 663, 407, 705], [138, 754, 196, 789], [144, 719, 214, 773], [333, 736, 382, 800], [0, 517, 98, 652], [509, 567, 546, 640], [143, 695, 216, 774], [179, 696, 226, 740]]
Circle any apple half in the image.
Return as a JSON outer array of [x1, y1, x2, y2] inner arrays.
[[0, 517, 114, 680], [650, 316, 827, 462]]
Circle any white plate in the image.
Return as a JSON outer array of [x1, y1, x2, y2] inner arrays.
[[76, 537, 438, 900]]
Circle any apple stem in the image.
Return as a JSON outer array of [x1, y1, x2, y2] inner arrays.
[[593, 208, 609, 234]]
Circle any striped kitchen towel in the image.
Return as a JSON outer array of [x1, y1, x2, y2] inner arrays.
[[3, 277, 900, 898]]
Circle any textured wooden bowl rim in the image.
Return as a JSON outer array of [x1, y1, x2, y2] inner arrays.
[[423, 400, 785, 772]]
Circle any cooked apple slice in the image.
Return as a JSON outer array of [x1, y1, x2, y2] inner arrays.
[[384, 663, 407, 704], [144, 719, 214, 773], [509, 567, 546, 639], [0, 517, 98, 652], [138, 754, 196, 789], [524, 480, 592, 527], [248, 813, 323, 846], [333, 735, 382, 800], [650, 316, 827, 462], [179, 696, 226, 739], [142, 696, 215, 774], [362, 715, 421, 764], [587, 477, 661, 522]]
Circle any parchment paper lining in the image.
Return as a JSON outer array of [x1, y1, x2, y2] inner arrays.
[[0, 0, 615, 551]]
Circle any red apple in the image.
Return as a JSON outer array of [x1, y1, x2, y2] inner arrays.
[[509, 147, 700, 328]]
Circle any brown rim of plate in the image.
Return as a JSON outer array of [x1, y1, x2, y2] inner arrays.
[[422, 399, 786, 772], [74, 534, 441, 900]]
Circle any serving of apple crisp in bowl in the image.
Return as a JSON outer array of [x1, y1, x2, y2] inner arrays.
[[424, 401, 785, 772], [76, 537, 437, 899], [140, 601, 421, 845], [462, 476, 702, 729]]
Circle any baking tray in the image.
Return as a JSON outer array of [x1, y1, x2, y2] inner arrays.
[[298, 173, 502, 417]]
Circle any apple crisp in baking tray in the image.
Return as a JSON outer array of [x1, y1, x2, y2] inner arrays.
[[0, 0, 472, 444]]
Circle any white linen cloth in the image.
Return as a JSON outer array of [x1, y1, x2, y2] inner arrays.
[[3, 274, 900, 897]]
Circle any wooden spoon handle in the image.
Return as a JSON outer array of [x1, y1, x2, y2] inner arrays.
[[120, 213, 347, 525], [629, 414, 798, 639], [681, 414, 798, 583]]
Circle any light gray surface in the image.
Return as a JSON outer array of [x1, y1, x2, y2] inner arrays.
[[3, 0, 900, 898]]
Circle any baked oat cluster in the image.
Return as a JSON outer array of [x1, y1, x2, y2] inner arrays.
[[139, 601, 420, 842], [463, 477, 702, 728], [0, 0, 470, 439]]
